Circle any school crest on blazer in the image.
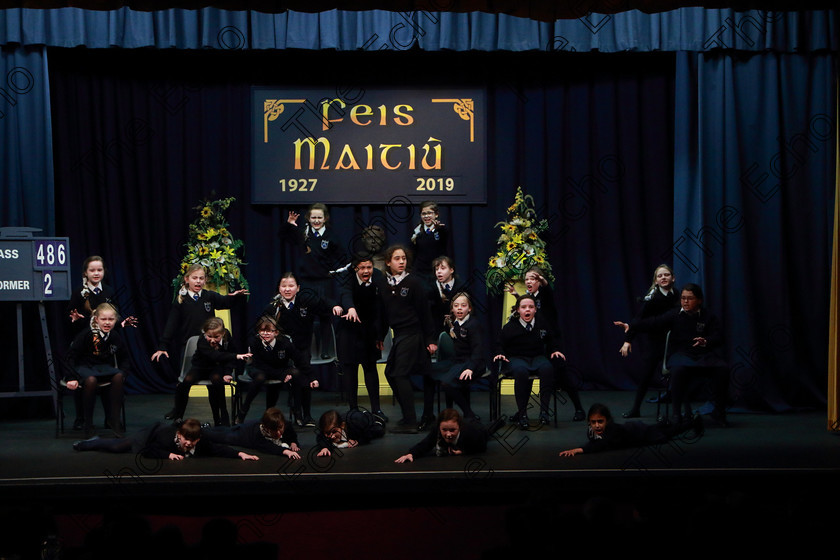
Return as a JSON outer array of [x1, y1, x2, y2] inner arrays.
[[276, 349, 286, 359], [320, 239, 329, 250], [299, 307, 308, 317], [400, 287, 409, 297], [204, 302, 212, 312]]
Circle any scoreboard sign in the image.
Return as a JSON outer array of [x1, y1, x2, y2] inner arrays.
[[0, 229, 71, 301], [252, 87, 487, 205]]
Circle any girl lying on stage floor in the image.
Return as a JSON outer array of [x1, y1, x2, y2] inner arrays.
[[394, 408, 504, 463], [558, 403, 702, 457], [72, 418, 259, 461], [314, 409, 386, 457], [203, 407, 302, 460]]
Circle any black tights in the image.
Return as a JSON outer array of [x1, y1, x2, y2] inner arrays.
[[80, 373, 124, 429], [174, 370, 229, 425]]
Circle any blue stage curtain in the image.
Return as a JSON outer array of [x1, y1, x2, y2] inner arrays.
[[0, 45, 54, 234], [0, 7, 836, 52], [672, 51, 836, 411]]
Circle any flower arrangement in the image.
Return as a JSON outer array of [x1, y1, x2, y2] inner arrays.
[[172, 197, 249, 293], [486, 187, 554, 295]]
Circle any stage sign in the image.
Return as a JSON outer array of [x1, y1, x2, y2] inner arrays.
[[0, 228, 71, 301], [252, 87, 486, 205]]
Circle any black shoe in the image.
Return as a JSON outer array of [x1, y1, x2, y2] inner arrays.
[[622, 409, 640, 419], [539, 413, 550, 426], [73, 435, 99, 451], [390, 419, 419, 434], [573, 409, 586, 422], [417, 414, 435, 431], [164, 409, 178, 420], [234, 413, 246, 425], [302, 416, 316, 428], [518, 414, 529, 430], [508, 411, 520, 424], [373, 410, 388, 423], [200, 422, 211, 429], [72, 418, 84, 431]]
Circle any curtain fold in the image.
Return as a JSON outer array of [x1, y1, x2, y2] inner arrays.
[[0, 7, 836, 52], [0, 44, 53, 234], [673, 51, 836, 412]]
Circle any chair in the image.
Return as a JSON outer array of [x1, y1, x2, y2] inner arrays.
[[178, 335, 235, 421], [656, 330, 703, 423], [432, 331, 493, 418], [377, 329, 393, 364], [55, 361, 126, 438], [431, 331, 454, 412], [490, 359, 559, 427], [231, 335, 295, 420], [310, 324, 338, 365], [656, 331, 672, 423]]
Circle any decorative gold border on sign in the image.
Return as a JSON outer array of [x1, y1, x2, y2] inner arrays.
[[432, 98, 475, 142], [263, 99, 306, 143]]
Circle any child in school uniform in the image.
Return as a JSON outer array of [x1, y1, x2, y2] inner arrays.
[[65, 303, 132, 438], [427, 255, 466, 337], [66, 256, 137, 430], [507, 266, 585, 421], [410, 201, 449, 285], [279, 203, 347, 359], [376, 245, 437, 433], [73, 418, 259, 461], [431, 292, 485, 421], [263, 272, 337, 427], [394, 409, 494, 463], [335, 255, 386, 418], [203, 407, 302, 460], [170, 317, 250, 426], [314, 409, 385, 457], [236, 315, 305, 425], [152, 263, 248, 419], [558, 403, 702, 456], [494, 294, 564, 430], [67, 255, 138, 333], [614, 264, 679, 418]]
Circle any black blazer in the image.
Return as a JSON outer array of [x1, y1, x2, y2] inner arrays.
[[66, 327, 133, 380]]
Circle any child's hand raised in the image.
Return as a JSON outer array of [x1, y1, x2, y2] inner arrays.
[[151, 350, 169, 362], [287, 211, 300, 225]]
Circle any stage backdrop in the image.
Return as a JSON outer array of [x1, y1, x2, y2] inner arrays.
[[0, 7, 836, 417], [45, 48, 677, 398]]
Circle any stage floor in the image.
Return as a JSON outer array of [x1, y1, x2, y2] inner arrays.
[[2, 391, 839, 494], [2, 391, 840, 557]]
